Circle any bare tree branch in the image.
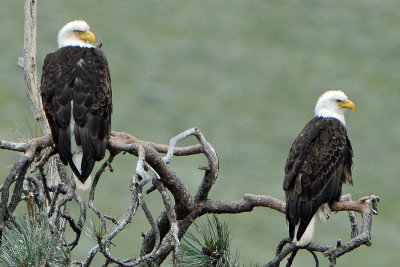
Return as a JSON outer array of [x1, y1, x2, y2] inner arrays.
[[23, 0, 50, 133], [0, 126, 380, 267], [153, 179, 180, 267]]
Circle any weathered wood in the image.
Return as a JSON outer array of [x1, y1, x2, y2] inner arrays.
[[23, 0, 50, 135]]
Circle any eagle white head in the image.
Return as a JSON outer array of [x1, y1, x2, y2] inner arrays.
[[314, 90, 355, 126], [57, 20, 96, 48]]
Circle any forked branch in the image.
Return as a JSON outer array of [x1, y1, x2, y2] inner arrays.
[[0, 126, 379, 266]]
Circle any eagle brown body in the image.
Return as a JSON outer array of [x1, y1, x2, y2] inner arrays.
[[283, 117, 353, 243], [41, 46, 112, 183]]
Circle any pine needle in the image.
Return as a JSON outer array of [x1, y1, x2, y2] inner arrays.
[[179, 215, 239, 267], [0, 212, 70, 267]]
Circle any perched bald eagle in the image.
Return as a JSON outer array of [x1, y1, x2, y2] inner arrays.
[[40, 20, 112, 190], [283, 90, 355, 246]]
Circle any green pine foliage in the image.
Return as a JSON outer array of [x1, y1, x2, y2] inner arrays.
[[0, 213, 70, 267], [179, 215, 239, 267], [85, 219, 110, 241]]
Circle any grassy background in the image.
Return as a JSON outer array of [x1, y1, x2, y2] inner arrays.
[[1, 0, 399, 266]]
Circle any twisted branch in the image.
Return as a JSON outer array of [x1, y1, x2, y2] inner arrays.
[[0, 126, 379, 266]]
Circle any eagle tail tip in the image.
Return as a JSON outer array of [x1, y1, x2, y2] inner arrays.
[[294, 216, 316, 247], [73, 174, 92, 191]]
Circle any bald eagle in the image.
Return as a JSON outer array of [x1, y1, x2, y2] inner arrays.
[[283, 90, 355, 246], [40, 20, 112, 190]]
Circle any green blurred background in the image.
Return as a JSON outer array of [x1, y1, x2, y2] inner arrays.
[[1, 0, 399, 266]]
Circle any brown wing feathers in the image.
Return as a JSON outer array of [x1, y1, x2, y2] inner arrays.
[[41, 47, 112, 182], [283, 117, 353, 241]]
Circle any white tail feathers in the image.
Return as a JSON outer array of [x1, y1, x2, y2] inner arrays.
[[71, 151, 92, 190], [69, 101, 92, 190], [72, 151, 83, 172], [294, 204, 331, 247], [73, 174, 92, 191], [294, 216, 316, 246]]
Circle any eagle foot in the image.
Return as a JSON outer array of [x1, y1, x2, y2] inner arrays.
[[358, 195, 380, 215]]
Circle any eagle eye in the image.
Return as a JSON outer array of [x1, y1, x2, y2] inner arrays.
[[335, 99, 342, 103], [74, 30, 84, 34]]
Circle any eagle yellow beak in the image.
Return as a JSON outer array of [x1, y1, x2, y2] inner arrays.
[[77, 30, 96, 44], [340, 99, 355, 111]]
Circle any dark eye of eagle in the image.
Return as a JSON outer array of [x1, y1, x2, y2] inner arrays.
[[335, 99, 343, 103], [74, 30, 84, 34]]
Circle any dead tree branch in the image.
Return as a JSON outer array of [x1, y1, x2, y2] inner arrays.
[[0, 126, 379, 266], [23, 0, 49, 133]]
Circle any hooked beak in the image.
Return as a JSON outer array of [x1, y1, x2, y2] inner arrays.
[[339, 99, 355, 111], [77, 30, 96, 44]]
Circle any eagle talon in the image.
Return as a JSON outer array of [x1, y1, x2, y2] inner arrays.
[[339, 193, 352, 201], [358, 195, 380, 203], [358, 195, 380, 215], [358, 196, 370, 202]]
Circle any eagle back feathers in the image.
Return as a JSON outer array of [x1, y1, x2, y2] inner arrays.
[[283, 117, 353, 241], [40, 46, 112, 182]]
